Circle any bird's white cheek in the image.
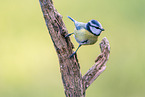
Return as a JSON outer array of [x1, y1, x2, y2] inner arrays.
[[90, 26, 101, 35]]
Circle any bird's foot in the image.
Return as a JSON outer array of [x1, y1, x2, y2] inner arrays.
[[69, 52, 76, 58], [65, 33, 73, 38]]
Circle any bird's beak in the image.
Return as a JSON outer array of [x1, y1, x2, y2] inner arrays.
[[101, 28, 105, 31]]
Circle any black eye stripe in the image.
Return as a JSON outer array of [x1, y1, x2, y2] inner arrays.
[[89, 25, 104, 31], [90, 25, 100, 29], [95, 27, 100, 29]]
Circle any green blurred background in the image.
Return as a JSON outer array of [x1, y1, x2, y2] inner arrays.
[[0, 0, 145, 97]]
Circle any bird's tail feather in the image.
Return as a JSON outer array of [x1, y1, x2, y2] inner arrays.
[[68, 16, 81, 30], [67, 16, 76, 23]]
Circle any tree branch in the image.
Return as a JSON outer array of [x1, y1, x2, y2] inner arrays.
[[39, 0, 110, 97], [82, 37, 110, 92]]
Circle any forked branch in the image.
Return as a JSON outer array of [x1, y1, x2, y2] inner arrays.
[[82, 37, 110, 92]]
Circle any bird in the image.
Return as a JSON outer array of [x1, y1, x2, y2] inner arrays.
[[65, 16, 105, 58]]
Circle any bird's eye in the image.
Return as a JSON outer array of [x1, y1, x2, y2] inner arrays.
[[90, 25, 100, 29], [95, 27, 100, 29]]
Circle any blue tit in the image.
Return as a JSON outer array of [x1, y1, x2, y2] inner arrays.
[[66, 16, 105, 58]]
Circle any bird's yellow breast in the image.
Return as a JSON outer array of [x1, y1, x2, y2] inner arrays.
[[74, 29, 98, 45]]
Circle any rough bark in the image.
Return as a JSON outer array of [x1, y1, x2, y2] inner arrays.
[[39, 0, 110, 97], [82, 37, 110, 92]]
